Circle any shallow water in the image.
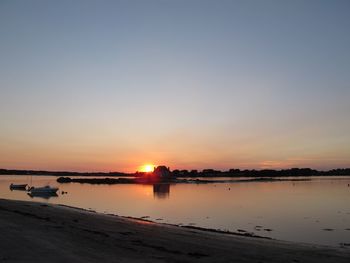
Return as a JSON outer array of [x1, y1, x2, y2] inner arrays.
[[1, 175, 349, 247]]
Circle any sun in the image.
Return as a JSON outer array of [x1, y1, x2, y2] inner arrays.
[[139, 164, 155, 173]]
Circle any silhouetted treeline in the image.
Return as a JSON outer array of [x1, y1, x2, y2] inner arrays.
[[172, 168, 350, 177], [1, 168, 350, 177]]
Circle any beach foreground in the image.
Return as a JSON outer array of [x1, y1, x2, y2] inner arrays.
[[0, 199, 349, 263]]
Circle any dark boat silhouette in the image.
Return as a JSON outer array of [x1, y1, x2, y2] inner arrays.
[[9, 183, 28, 191], [27, 187, 59, 199], [28, 185, 58, 195]]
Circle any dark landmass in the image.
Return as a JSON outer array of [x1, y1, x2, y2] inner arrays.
[[57, 176, 177, 184], [171, 168, 350, 178], [56, 176, 312, 185], [1, 167, 350, 177], [1, 199, 349, 263]]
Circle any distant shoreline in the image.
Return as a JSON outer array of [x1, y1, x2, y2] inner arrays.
[[56, 176, 314, 185], [1, 198, 349, 262], [1, 167, 350, 178]]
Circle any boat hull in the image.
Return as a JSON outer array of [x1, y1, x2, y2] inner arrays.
[[30, 188, 58, 194], [28, 192, 58, 199], [9, 184, 28, 190], [29, 186, 59, 195]]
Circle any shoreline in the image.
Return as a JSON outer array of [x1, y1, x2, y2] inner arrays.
[[56, 176, 313, 185], [58, 203, 273, 240], [0, 198, 349, 262]]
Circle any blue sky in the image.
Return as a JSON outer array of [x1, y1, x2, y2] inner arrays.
[[0, 0, 349, 171]]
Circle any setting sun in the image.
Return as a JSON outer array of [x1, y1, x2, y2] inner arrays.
[[139, 164, 155, 173]]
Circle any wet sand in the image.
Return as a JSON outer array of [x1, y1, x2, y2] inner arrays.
[[0, 199, 349, 262]]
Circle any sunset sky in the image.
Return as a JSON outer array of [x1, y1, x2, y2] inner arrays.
[[1, 0, 349, 172]]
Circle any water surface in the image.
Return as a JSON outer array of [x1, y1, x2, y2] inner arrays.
[[1, 175, 349, 247]]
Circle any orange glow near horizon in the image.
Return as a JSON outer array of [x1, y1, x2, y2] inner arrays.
[[139, 164, 155, 173]]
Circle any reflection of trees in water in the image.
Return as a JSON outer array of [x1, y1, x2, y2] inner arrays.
[[153, 184, 170, 199]]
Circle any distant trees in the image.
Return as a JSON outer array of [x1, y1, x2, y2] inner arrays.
[[168, 167, 348, 178], [153, 166, 171, 177], [2, 167, 350, 178]]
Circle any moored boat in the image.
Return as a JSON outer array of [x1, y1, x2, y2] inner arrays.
[[9, 183, 28, 190], [28, 185, 59, 194], [28, 192, 58, 199]]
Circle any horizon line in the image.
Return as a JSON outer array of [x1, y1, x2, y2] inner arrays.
[[1, 167, 350, 174]]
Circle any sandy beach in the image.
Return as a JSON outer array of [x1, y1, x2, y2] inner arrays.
[[0, 199, 348, 262]]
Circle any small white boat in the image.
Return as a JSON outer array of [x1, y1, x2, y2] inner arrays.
[[9, 183, 28, 190], [29, 185, 58, 194]]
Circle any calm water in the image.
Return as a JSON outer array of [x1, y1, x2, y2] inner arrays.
[[1, 175, 349, 247]]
